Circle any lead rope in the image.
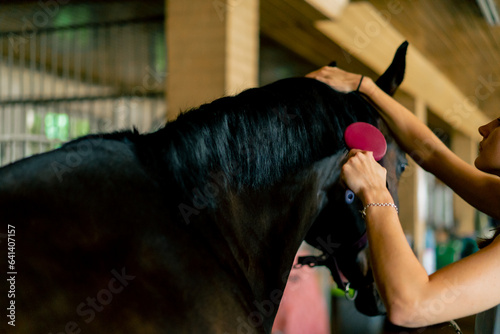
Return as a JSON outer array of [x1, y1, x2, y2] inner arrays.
[[448, 320, 462, 334], [343, 282, 357, 301], [295, 232, 368, 301], [295, 255, 356, 301]]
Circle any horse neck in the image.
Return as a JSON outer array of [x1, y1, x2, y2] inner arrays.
[[211, 152, 344, 313]]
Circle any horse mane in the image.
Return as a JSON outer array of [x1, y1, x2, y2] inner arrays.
[[66, 78, 379, 204], [145, 77, 379, 199]]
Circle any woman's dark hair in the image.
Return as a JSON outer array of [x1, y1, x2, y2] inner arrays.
[[477, 226, 500, 249]]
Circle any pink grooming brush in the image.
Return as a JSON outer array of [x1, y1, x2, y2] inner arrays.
[[344, 122, 387, 204]]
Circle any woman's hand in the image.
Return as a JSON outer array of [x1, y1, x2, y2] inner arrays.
[[341, 149, 391, 204], [305, 66, 371, 94]]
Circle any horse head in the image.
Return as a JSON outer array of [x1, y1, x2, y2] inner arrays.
[[304, 41, 409, 316]]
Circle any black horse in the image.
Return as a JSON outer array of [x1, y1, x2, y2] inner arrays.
[[0, 43, 407, 334]]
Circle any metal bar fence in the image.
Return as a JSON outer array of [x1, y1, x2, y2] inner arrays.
[[0, 16, 166, 166]]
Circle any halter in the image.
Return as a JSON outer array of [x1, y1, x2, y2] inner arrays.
[[294, 231, 368, 301]]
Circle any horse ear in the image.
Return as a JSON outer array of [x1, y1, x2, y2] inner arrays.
[[375, 41, 408, 96]]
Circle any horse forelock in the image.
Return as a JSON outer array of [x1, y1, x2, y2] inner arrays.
[[154, 77, 380, 204]]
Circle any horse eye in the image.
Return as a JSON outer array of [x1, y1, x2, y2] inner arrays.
[[400, 163, 408, 173]]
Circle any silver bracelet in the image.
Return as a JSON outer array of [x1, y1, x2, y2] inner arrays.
[[361, 202, 398, 219]]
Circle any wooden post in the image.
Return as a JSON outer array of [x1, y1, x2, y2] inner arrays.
[[398, 97, 428, 262], [451, 131, 477, 236], [166, 0, 259, 121]]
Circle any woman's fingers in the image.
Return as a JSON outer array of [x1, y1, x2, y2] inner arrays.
[[347, 149, 371, 159], [305, 66, 363, 93], [341, 150, 387, 196]]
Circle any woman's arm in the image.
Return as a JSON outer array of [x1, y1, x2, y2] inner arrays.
[[307, 67, 500, 220], [342, 151, 500, 327]]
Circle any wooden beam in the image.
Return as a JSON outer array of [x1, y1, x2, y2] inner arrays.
[[305, 0, 349, 19], [260, 0, 378, 79], [166, 0, 259, 121], [315, 2, 489, 140]]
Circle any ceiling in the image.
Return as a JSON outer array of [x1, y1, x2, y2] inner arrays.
[[359, 0, 500, 121], [261, 0, 500, 121], [1, 0, 500, 120]]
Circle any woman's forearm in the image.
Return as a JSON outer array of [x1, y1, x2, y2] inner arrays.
[[361, 188, 430, 326], [359, 77, 500, 220], [359, 78, 449, 172], [361, 188, 500, 327]]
